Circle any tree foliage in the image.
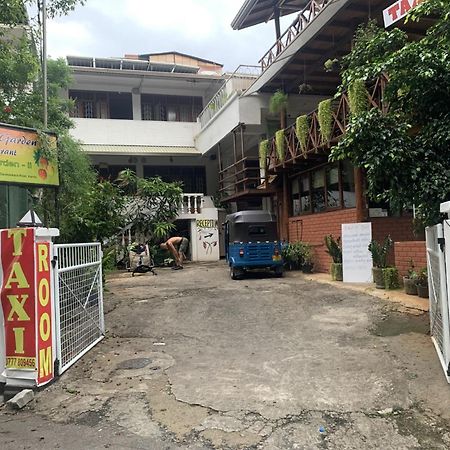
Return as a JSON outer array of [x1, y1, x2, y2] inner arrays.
[[331, 3, 450, 225], [117, 170, 183, 243]]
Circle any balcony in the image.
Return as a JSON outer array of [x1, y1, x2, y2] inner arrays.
[[197, 65, 261, 129], [266, 75, 388, 170], [219, 157, 275, 201], [178, 193, 205, 219]]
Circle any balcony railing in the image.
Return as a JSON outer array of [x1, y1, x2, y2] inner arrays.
[[219, 157, 269, 199], [197, 65, 261, 129], [179, 193, 204, 215], [266, 75, 389, 170], [259, 0, 332, 72]]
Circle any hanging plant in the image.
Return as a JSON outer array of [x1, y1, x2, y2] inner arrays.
[[269, 90, 288, 115], [275, 130, 285, 163], [295, 115, 309, 155], [318, 99, 333, 144], [259, 140, 268, 170], [348, 79, 369, 116]]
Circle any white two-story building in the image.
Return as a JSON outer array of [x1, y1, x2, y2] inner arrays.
[[66, 51, 226, 261]]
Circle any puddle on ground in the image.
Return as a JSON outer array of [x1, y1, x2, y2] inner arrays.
[[372, 312, 429, 337]]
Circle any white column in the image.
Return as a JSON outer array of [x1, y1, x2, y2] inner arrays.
[[132, 88, 141, 121]]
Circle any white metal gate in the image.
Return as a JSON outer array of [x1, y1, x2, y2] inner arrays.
[[53, 243, 104, 374], [426, 223, 450, 383]]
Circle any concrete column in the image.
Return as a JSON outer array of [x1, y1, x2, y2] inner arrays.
[[131, 88, 141, 120]]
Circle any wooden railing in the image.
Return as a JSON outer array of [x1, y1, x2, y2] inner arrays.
[[219, 157, 266, 198], [259, 0, 331, 72], [266, 75, 389, 171]]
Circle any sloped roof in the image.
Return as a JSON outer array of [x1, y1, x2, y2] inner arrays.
[[231, 0, 308, 30]]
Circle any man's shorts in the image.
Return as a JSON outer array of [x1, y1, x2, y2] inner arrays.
[[179, 237, 189, 254]]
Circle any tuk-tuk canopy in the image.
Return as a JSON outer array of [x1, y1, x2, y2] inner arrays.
[[225, 210, 276, 224], [225, 210, 278, 242]]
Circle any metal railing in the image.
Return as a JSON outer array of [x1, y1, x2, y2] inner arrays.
[[259, 0, 332, 72], [53, 243, 104, 374], [198, 65, 261, 128], [267, 75, 388, 171], [219, 157, 267, 198]]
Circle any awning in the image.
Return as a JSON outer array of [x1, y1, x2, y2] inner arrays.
[[231, 0, 308, 30], [81, 144, 201, 156]]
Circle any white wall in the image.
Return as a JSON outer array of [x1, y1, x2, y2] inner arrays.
[[71, 118, 200, 147], [195, 93, 270, 154], [190, 208, 220, 262]]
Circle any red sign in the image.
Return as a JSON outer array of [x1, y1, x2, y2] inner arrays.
[[0, 228, 36, 369], [36, 242, 53, 385], [383, 0, 423, 27]]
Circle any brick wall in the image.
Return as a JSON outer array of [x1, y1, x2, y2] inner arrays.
[[371, 216, 423, 266], [288, 209, 358, 272], [288, 211, 425, 273], [394, 241, 427, 277]]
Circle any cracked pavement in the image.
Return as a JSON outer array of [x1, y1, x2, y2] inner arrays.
[[1, 261, 450, 449]]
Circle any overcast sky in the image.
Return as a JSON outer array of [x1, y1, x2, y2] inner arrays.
[[45, 0, 295, 71]]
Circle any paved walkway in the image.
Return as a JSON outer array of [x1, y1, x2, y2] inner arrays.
[[1, 262, 449, 449]]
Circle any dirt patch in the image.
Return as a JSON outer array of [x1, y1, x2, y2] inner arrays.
[[371, 311, 429, 337]]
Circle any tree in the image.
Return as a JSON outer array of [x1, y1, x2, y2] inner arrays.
[[117, 170, 183, 243], [331, 3, 450, 225]]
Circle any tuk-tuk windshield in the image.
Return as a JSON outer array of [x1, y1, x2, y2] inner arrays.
[[233, 222, 278, 242]]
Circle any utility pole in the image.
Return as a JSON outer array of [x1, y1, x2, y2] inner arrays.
[[42, 0, 48, 128]]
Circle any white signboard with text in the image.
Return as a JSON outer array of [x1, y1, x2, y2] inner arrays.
[[342, 223, 373, 283], [383, 0, 423, 28]]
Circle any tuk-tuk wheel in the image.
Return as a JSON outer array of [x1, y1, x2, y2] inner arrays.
[[274, 267, 284, 278], [230, 266, 242, 280]]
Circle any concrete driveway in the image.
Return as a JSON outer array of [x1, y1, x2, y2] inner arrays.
[[1, 262, 450, 449]]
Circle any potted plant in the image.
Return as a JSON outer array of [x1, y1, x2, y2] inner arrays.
[[368, 236, 393, 289], [269, 89, 288, 129], [383, 267, 399, 290], [403, 260, 418, 295], [324, 235, 342, 281], [416, 267, 429, 298], [301, 244, 314, 273]]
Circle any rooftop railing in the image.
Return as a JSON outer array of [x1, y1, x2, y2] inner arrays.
[[197, 65, 261, 129], [259, 0, 332, 72]]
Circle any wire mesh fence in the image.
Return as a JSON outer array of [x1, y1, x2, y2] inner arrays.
[[54, 243, 104, 374], [426, 224, 450, 382]]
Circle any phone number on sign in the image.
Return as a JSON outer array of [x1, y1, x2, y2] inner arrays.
[[6, 357, 36, 369]]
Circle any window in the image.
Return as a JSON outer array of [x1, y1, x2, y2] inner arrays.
[[141, 94, 203, 122], [143, 166, 207, 194], [312, 169, 326, 213], [290, 161, 356, 216]]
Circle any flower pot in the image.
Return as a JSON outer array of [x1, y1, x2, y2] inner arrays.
[[302, 262, 314, 273], [372, 267, 385, 289], [417, 284, 429, 298], [403, 277, 418, 295], [330, 263, 343, 281]]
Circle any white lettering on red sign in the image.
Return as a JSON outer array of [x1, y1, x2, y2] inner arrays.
[[383, 0, 423, 28]]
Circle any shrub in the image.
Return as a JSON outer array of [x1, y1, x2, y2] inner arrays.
[[383, 267, 399, 289], [324, 235, 342, 263]]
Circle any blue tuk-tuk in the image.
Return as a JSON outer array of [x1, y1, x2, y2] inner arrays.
[[224, 210, 284, 279]]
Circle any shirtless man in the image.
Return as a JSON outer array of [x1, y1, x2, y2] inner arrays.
[[160, 236, 189, 270]]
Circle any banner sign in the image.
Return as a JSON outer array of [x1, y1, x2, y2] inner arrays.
[[36, 242, 53, 385], [0, 228, 37, 369], [383, 0, 423, 28], [342, 223, 373, 283], [0, 124, 59, 186]]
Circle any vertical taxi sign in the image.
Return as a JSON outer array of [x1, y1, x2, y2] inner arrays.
[[36, 241, 53, 385], [0, 228, 37, 370]]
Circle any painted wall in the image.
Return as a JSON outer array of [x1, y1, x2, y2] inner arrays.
[[195, 94, 270, 154], [190, 207, 220, 262], [71, 118, 200, 147]]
